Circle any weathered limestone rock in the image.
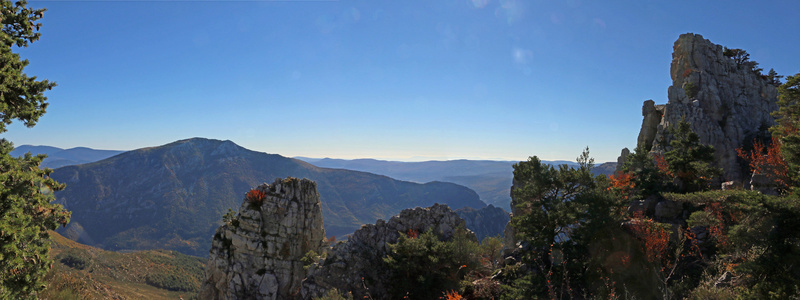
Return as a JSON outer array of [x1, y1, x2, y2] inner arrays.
[[637, 100, 665, 151], [199, 178, 326, 300], [635, 33, 779, 182], [301, 204, 472, 300], [750, 173, 779, 195], [654, 199, 684, 222], [615, 147, 631, 173]]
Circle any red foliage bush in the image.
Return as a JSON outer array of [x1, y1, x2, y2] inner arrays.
[[736, 136, 790, 191], [245, 189, 267, 206]]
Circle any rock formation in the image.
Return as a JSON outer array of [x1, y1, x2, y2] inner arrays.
[[502, 178, 523, 253], [455, 205, 510, 241], [301, 204, 473, 300], [633, 33, 779, 182], [199, 178, 326, 300]]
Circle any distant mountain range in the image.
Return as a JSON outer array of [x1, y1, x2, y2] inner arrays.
[[11, 145, 124, 169], [50, 138, 485, 257], [295, 157, 617, 210]]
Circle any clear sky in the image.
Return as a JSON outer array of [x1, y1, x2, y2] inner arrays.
[[7, 0, 800, 162]]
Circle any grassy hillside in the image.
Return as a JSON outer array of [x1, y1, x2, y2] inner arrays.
[[41, 231, 204, 299]]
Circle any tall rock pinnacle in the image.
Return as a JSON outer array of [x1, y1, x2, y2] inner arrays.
[[636, 33, 779, 182], [199, 178, 326, 300]]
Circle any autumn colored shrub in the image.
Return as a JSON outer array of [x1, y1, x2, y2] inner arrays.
[[245, 189, 267, 207], [628, 215, 671, 268], [443, 290, 462, 300], [608, 171, 635, 200], [736, 136, 790, 191]]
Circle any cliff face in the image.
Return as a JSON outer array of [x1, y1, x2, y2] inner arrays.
[[636, 33, 779, 181], [199, 178, 326, 300], [456, 205, 509, 241]]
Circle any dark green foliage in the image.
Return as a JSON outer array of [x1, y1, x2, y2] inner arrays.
[[766, 68, 783, 86], [502, 148, 631, 298], [0, 0, 56, 134], [773, 73, 800, 184], [313, 288, 354, 300], [665, 118, 721, 193], [383, 228, 480, 299], [0, 1, 71, 297], [684, 81, 698, 98], [145, 272, 197, 292], [622, 144, 669, 198], [57, 249, 91, 270], [736, 192, 800, 298], [479, 236, 503, 269], [0, 142, 70, 299], [222, 208, 236, 224], [723, 47, 750, 67], [510, 148, 596, 248], [722, 47, 763, 74]]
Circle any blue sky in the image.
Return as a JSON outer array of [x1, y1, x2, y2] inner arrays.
[[7, 0, 800, 162]]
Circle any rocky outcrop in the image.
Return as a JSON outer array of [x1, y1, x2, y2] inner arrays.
[[502, 178, 524, 253], [199, 178, 326, 300], [637, 100, 666, 151], [615, 148, 630, 173], [301, 204, 473, 299], [635, 33, 779, 182], [455, 205, 510, 241]]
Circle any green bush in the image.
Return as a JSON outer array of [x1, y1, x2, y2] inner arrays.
[[313, 288, 353, 300], [57, 249, 92, 270], [145, 272, 197, 292], [685, 81, 698, 98], [383, 228, 480, 299], [687, 211, 717, 227]]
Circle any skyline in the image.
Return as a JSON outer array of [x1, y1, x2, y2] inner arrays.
[[7, 0, 800, 162]]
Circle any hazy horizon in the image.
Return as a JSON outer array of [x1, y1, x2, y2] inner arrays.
[[6, 1, 799, 162]]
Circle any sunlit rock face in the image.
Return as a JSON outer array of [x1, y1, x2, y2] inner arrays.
[[636, 33, 779, 182], [199, 177, 326, 300]]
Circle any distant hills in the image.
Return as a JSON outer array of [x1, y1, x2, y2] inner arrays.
[[11, 145, 124, 169], [296, 157, 617, 210], [50, 138, 485, 257]]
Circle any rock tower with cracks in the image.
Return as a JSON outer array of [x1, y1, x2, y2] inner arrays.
[[199, 177, 326, 300], [634, 33, 779, 182]]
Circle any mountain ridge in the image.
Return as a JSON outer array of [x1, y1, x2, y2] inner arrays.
[[51, 138, 485, 256], [11, 144, 125, 169]]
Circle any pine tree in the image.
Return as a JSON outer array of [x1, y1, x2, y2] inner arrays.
[[772, 73, 800, 183], [0, 1, 70, 298], [664, 118, 720, 193]]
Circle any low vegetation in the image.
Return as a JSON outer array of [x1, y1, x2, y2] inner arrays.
[[40, 231, 205, 299]]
